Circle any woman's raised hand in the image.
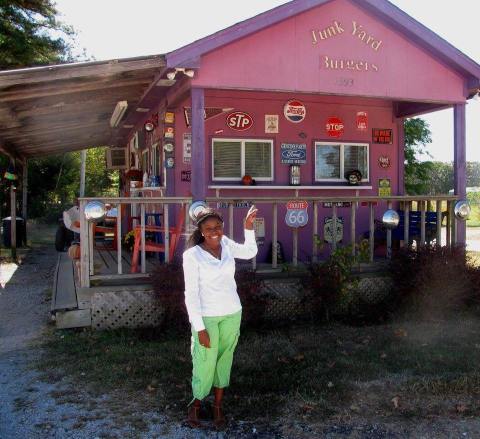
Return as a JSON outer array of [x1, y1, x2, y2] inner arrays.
[[244, 204, 258, 230]]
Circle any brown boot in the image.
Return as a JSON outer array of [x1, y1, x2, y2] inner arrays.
[[212, 404, 226, 430], [187, 403, 201, 428]]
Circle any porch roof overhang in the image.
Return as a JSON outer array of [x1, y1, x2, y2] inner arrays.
[[0, 54, 167, 160]]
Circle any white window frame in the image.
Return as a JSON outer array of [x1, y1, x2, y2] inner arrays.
[[211, 138, 274, 181], [314, 141, 369, 182]]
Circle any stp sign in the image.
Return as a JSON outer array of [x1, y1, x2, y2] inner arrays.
[[285, 200, 309, 228], [226, 112, 253, 131], [326, 117, 344, 138]]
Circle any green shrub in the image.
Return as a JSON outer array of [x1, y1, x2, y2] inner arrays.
[[388, 245, 479, 319]]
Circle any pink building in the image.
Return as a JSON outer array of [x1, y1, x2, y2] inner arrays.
[[115, 0, 480, 262]]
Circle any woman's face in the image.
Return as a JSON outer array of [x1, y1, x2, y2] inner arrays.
[[200, 217, 224, 246]]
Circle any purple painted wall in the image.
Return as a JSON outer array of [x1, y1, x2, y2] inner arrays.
[[192, 0, 464, 103], [169, 89, 399, 261]]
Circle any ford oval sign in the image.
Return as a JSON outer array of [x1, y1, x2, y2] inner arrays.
[[284, 100, 306, 123], [226, 112, 253, 131]]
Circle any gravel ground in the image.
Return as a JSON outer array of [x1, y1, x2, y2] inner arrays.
[[1, 241, 480, 438]]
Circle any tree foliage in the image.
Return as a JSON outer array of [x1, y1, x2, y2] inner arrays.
[[0, 0, 76, 69], [404, 118, 433, 194], [0, 149, 118, 222]]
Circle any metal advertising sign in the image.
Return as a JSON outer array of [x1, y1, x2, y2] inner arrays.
[[378, 155, 391, 169], [181, 170, 191, 182], [280, 143, 307, 164], [378, 178, 391, 197], [285, 200, 309, 228], [284, 100, 306, 123], [372, 128, 393, 144], [265, 114, 279, 133], [183, 133, 191, 164], [356, 111, 368, 131], [326, 116, 344, 138], [226, 112, 253, 131], [323, 201, 352, 208], [324, 217, 344, 243]]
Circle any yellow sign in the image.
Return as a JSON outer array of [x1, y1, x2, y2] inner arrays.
[[378, 178, 391, 197]]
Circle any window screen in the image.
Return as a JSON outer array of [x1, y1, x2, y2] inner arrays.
[[316, 144, 341, 179], [344, 145, 368, 179], [213, 141, 241, 178], [245, 142, 272, 178]]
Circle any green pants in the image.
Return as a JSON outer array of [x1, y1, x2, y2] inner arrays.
[[191, 310, 242, 401]]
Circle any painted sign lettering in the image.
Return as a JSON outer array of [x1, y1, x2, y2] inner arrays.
[[326, 117, 344, 138], [284, 100, 306, 123], [281, 143, 307, 164], [226, 112, 253, 131], [285, 201, 309, 228], [356, 111, 368, 131], [372, 128, 393, 144], [378, 155, 391, 169]]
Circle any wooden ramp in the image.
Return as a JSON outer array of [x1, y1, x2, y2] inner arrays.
[[52, 253, 91, 329]]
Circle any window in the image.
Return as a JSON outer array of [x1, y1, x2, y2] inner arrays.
[[212, 138, 273, 181], [315, 142, 369, 182]]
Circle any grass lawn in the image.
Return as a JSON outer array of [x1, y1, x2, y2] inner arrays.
[[37, 316, 480, 430]]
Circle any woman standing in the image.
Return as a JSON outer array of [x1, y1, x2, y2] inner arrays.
[[183, 205, 258, 429]]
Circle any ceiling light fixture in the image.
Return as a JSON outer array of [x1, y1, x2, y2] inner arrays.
[[110, 101, 128, 128], [166, 67, 195, 80]]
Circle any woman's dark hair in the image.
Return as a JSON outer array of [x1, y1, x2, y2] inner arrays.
[[186, 208, 224, 249]]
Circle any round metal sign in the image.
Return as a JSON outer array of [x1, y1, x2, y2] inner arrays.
[[226, 111, 253, 131], [326, 116, 344, 138], [284, 100, 306, 123], [285, 200, 309, 228]]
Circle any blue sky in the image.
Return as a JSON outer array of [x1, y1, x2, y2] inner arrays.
[[55, 0, 480, 162]]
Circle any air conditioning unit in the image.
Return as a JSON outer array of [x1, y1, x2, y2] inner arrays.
[[106, 148, 128, 170]]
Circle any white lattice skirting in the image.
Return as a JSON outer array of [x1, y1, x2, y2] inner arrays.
[[91, 290, 164, 330]]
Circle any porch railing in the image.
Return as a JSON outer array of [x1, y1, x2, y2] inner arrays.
[[79, 195, 460, 288]]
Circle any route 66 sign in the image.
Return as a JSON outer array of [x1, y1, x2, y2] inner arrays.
[[285, 200, 308, 228]]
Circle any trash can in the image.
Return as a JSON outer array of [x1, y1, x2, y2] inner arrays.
[[2, 217, 25, 248]]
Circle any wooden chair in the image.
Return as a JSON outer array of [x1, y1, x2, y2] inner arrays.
[[94, 218, 117, 250], [130, 206, 185, 273]]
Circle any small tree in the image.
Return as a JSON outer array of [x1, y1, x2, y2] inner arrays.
[[404, 118, 433, 194]]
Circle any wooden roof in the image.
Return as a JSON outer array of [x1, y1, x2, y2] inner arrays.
[[0, 54, 166, 159]]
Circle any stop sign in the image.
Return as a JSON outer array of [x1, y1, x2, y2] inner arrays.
[[326, 117, 344, 138]]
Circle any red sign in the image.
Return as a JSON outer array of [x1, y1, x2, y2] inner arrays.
[[372, 128, 393, 144], [356, 111, 368, 131], [226, 112, 253, 131], [378, 155, 391, 169], [286, 200, 308, 210], [326, 117, 344, 138], [284, 100, 306, 123]]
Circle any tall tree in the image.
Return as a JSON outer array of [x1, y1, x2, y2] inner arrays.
[[0, 0, 76, 69], [404, 118, 433, 194]]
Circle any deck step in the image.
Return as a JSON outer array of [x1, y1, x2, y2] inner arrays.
[[55, 309, 91, 329], [51, 252, 78, 311]]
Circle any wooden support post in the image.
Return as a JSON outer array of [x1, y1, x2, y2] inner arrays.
[[10, 185, 16, 260], [404, 202, 410, 247], [140, 203, 146, 273], [191, 88, 206, 201], [312, 201, 318, 263], [446, 201, 451, 247], [229, 203, 234, 238], [293, 228, 298, 267], [369, 203, 374, 262], [332, 205, 337, 252], [117, 203, 122, 274], [350, 202, 356, 257], [79, 200, 90, 288], [164, 203, 170, 263], [386, 200, 392, 259], [89, 222, 94, 275], [420, 200, 426, 246], [453, 103, 466, 246], [272, 204, 278, 269], [436, 200, 442, 246], [451, 202, 457, 246], [22, 161, 28, 244], [80, 150, 86, 197]]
